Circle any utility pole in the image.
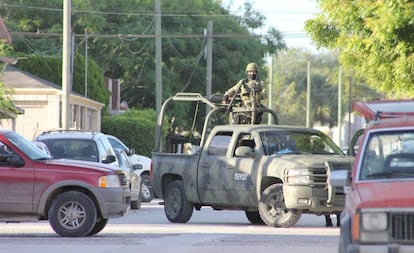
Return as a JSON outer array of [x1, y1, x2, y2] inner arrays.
[[337, 67, 342, 147], [205, 20, 213, 114], [268, 54, 274, 125], [155, 0, 162, 116], [347, 76, 352, 147], [306, 61, 312, 128], [62, 0, 71, 130], [84, 30, 88, 97]]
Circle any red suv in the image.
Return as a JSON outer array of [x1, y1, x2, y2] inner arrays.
[[331, 99, 414, 252], [0, 129, 131, 237]]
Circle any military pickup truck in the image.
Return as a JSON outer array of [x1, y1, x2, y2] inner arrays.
[[151, 93, 354, 227]]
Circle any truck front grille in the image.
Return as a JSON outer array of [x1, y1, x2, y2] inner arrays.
[[118, 173, 127, 186], [391, 213, 414, 241], [311, 167, 327, 185]]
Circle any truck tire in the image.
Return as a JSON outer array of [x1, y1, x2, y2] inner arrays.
[[131, 196, 142, 210], [141, 174, 153, 202], [48, 191, 97, 237], [245, 211, 264, 224], [258, 184, 301, 227], [88, 218, 108, 236], [164, 180, 193, 223]]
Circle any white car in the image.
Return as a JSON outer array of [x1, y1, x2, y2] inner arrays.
[[106, 134, 153, 202]]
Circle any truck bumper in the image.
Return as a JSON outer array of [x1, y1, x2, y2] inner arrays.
[[283, 185, 344, 213], [97, 188, 131, 218], [346, 244, 414, 253]]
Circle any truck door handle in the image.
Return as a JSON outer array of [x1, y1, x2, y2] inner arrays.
[[199, 162, 209, 167]]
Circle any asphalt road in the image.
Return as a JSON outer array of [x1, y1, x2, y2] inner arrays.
[[0, 200, 340, 253]]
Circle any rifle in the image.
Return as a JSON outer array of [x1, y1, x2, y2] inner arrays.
[[225, 79, 245, 113]]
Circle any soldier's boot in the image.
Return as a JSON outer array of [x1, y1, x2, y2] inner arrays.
[[325, 215, 333, 227], [336, 214, 341, 227]]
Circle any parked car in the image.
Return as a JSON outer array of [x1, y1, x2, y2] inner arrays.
[[35, 130, 141, 209], [331, 99, 414, 252], [105, 134, 153, 202], [114, 148, 142, 209], [36, 130, 116, 165], [0, 128, 130, 237]]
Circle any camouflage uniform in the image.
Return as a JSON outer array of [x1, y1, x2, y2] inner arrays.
[[222, 63, 265, 124]]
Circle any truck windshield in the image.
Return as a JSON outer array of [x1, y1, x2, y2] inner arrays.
[[260, 130, 343, 156], [5, 131, 50, 160], [359, 130, 414, 180]]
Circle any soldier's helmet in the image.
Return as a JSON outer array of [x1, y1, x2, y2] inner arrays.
[[245, 63, 259, 73]]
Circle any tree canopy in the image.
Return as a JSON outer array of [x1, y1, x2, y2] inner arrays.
[[305, 0, 414, 98], [0, 0, 286, 124]]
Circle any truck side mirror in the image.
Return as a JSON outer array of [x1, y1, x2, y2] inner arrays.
[[127, 148, 136, 156], [102, 155, 116, 164], [329, 170, 351, 187], [7, 155, 25, 167], [235, 146, 256, 158]]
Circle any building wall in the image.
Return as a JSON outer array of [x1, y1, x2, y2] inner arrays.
[[0, 92, 103, 140]]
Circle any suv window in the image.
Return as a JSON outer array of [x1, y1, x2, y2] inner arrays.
[[36, 131, 116, 165], [42, 139, 98, 162]]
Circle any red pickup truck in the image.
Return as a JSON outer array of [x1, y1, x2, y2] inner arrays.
[[331, 99, 414, 253], [0, 129, 131, 237]]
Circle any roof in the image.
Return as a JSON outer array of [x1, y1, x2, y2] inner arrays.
[[1, 65, 62, 90], [353, 99, 414, 121], [36, 130, 104, 141]]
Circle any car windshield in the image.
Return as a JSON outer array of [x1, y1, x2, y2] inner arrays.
[[5, 131, 50, 160], [259, 130, 343, 156], [359, 130, 414, 180]]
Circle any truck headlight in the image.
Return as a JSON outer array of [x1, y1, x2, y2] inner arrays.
[[286, 169, 310, 184], [354, 211, 389, 242], [361, 212, 387, 231], [99, 175, 121, 188]]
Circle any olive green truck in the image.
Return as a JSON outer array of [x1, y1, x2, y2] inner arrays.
[[151, 93, 354, 227]]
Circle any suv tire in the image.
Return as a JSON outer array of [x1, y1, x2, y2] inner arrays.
[[141, 174, 153, 202], [88, 218, 108, 236], [258, 184, 301, 227], [48, 191, 97, 237]]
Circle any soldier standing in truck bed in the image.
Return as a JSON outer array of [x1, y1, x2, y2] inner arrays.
[[221, 62, 265, 124]]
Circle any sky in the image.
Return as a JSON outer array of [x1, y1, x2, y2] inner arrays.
[[222, 0, 320, 49]]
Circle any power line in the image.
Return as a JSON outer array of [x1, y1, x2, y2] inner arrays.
[[0, 3, 316, 17], [1, 31, 309, 39]]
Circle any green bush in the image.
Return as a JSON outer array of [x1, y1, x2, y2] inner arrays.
[[102, 109, 166, 157]]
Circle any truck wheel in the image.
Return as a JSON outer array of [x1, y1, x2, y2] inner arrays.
[[131, 188, 142, 210], [141, 174, 153, 202], [48, 191, 97, 237], [87, 218, 108, 236], [245, 211, 264, 224], [164, 180, 193, 223], [258, 184, 301, 227]]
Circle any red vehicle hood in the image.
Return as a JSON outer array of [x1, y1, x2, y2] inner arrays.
[[356, 181, 414, 208], [42, 158, 116, 173]]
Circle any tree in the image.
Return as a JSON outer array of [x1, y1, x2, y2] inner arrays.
[[0, 0, 286, 130], [269, 48, 382, 127], [0, 42, 20, 118], [305, 0, 414, 98]]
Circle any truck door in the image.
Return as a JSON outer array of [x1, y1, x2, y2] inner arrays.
[[198, 132, 257, 206], [0, 141, 34, 213]]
